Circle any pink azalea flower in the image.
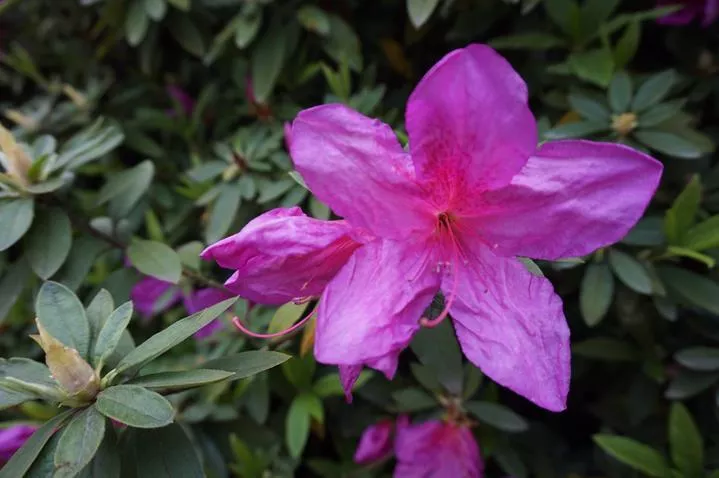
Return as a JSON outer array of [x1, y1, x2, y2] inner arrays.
[[0, 425, 37, 463], [183, 287, 235, 338], [130, 276, 183, 319], [657, 0, 719, 26], [394, 416, 481, 478], [354, 419, 395, 464], [202, 44, 662, 411], [166, 84, 196, 117]]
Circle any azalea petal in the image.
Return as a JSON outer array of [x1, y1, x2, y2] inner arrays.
[[395, 417, 482, 478], [314, 239, 439, 377], [339, 365, 363, 402], [0, 425, 37, 462], [354, 419, 395, 464], [472, 140, 662, 260], [130, 276, 183, 318], [201, 207, 361, 305], [657, 0, 700, 24], [406, 44, 536, 204], [448, 242, 570, 412], [183, 288, 234, 338], [290, 104, 434, 239], [704, 0, 719, 25]]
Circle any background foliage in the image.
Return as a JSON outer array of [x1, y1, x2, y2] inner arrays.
[[2, 0, 719, 476]]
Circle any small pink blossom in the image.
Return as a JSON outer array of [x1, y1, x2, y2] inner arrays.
[[354, 419, 395, 464], [0, 425, 37, 463], [166, 84, 196, 116], [657, 0, 719, 26], [202, 44, 662, 411], [395, 417, 482, 478]]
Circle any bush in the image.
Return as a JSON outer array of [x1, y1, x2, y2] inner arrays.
[[1, 0, 719, 476]]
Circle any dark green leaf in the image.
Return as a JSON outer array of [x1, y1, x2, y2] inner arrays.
[[0, 198, 34, 251], [544, 0, 581, 38], [55, 119, 124, 170], [665, 176, 701, 244], [126, 1, 149, 47], [411, 320, 463, 394], [297, 5, 330, 35], [168, 15, 205, 57], [593, 434, 670, 476], [205, 184, 241, 244], [632, 70, 676, 112], [636, 130, 703, 159], [392, 388, 437, 412], [127, 239, 182, 284], [54, 406, 106, 478], [121, 424, 202, 478], [639, 100, 685, 128], [580, 263, 614, 326], [669, 402, 703, 477], [93, 302, 133, 367], [36, 281, 90, 358], [286, 394, 312, 458], [465, 401, 529, 433], [675, 347, 719, 371], [665, 369, 719, 400], [490, 32, 565, 50], [569, 49, 614, 87], [658, 266, 719, 315], [143, 0, 166, 21], [684, 216, 719, 251], [608, 249, 653, 295], [407, 0, 440, 28], [312, 370, 373, 397], [323, 15, 362, 71], [98, 161, 154, 218], [614, 21, 640, 69], [96, 385, 174, 428], [76, 427, 120, 478], [251, 21, 286, 104], [127, 369, 234, 392], [0, 258, 31, 324], [569, 92, 610, 122], [25, 207, 72, 279], [115, 298, 236, 374], [622, 216, 665, 246]]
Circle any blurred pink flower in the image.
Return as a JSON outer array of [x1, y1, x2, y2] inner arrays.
[[0, 425, 37, 463], [395, 417, 482, 478], [183, 287, 235, 338], [202, 44, 663, 411], [354, 419, 394, 464], [657, 0, 719, 26], [166, 84, 195, 117]]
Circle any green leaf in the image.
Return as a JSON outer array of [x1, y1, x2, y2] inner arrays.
[[25, 207, 72, 279], [251, 21, 286, 104], [684, 216, 719, 251], [675, 347, 719, 371], [55, 119, 124, 171], [120, 424, 203, 477], [665, 369, 719, 400], [297, 6, 330, 35], [312, 370, 373, 397], [545, 121, 608, 139], [0, 259, 31, 325], [465, 401, 529, 433], [97, 161, 155, 217], [166, 0, 189, 11], [568, 92, 610, 122], [323, 15, 362, 72], [282, 355, 316, 390], [544, 0, 581, 38], [114, 298, 236, 374], [36, 281, 90, 358], [96, 385, 174, 428], [580, 263, 614, 326], [205, 184, 241, 244], [93, 302, 133, 367], [632, 70, 676, 112], [0, 411, 72, 478], [127, 369, 233, 392], [614, 21, 641, 70], [127, 239, 182, 284], [490, 32, 565, 50], [143, 0, 166, 21], [580, 0, 620, 38], [411, 320, 463, 394], [56, 236, 108, 292], [76, 427, 120, 478], [168, 15, 205, 57], [669, 403, 703, 477], [200, 350, 290, 380], [639, 100, 685, 128], [392, 388, 437, 412], [54, 406, 106, 478], [569, 48, 615, 87], [0, 198, 34, 251], [608, 71, 632, 113], [593, 434, 670, 477], [86, 289, 114, 341], [126, 1, 149, 47], [233, 11, 262, 49], [635, 130, 704, 159], [608, 250, 653, 294], [623, 216, 665, 246], [268, 301, 308, 334], [659, 266, 719, 315], [665, 176, 701, 244], [286, 394, 312, 458], [406, 0, 439, 28]]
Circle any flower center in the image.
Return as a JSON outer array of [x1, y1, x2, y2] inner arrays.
[[611, 112, 638, 137]]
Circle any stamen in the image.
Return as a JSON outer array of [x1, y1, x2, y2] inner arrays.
[[232, 305, 317, 339], [421, 219, 461, 328]]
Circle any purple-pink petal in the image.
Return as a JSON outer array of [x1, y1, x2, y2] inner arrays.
[[447, 241, 570, 412], [657, 0, 719, 26], [394, 417, 482, 478], [201, 207, 362, 305], [130, 276, 183, 318], [354, 419, 394, 464], [406, 44, 536, 207], [314, 239, 439, 379], [183, 288, 235, 338], [289, 104, 435, 239], [166, 84, 195, 116], [471, 140, 662, 261], [0, 425, 37, 462]]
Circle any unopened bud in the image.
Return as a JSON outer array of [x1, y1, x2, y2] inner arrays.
[[30, 320, 100, 401], [0, 124, 31, 187]]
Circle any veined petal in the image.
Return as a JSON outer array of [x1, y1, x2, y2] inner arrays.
[[472, 140, 662, 260], [130, 276, 183, 318], [354, 419, 395, 464], [201, 207, 361, 305], [314, 239, 440, 376], [290, 104, 434, 239], [406, 44, 536, 206], [394, 417, 482, 478], [448, 242, 570, 412]]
